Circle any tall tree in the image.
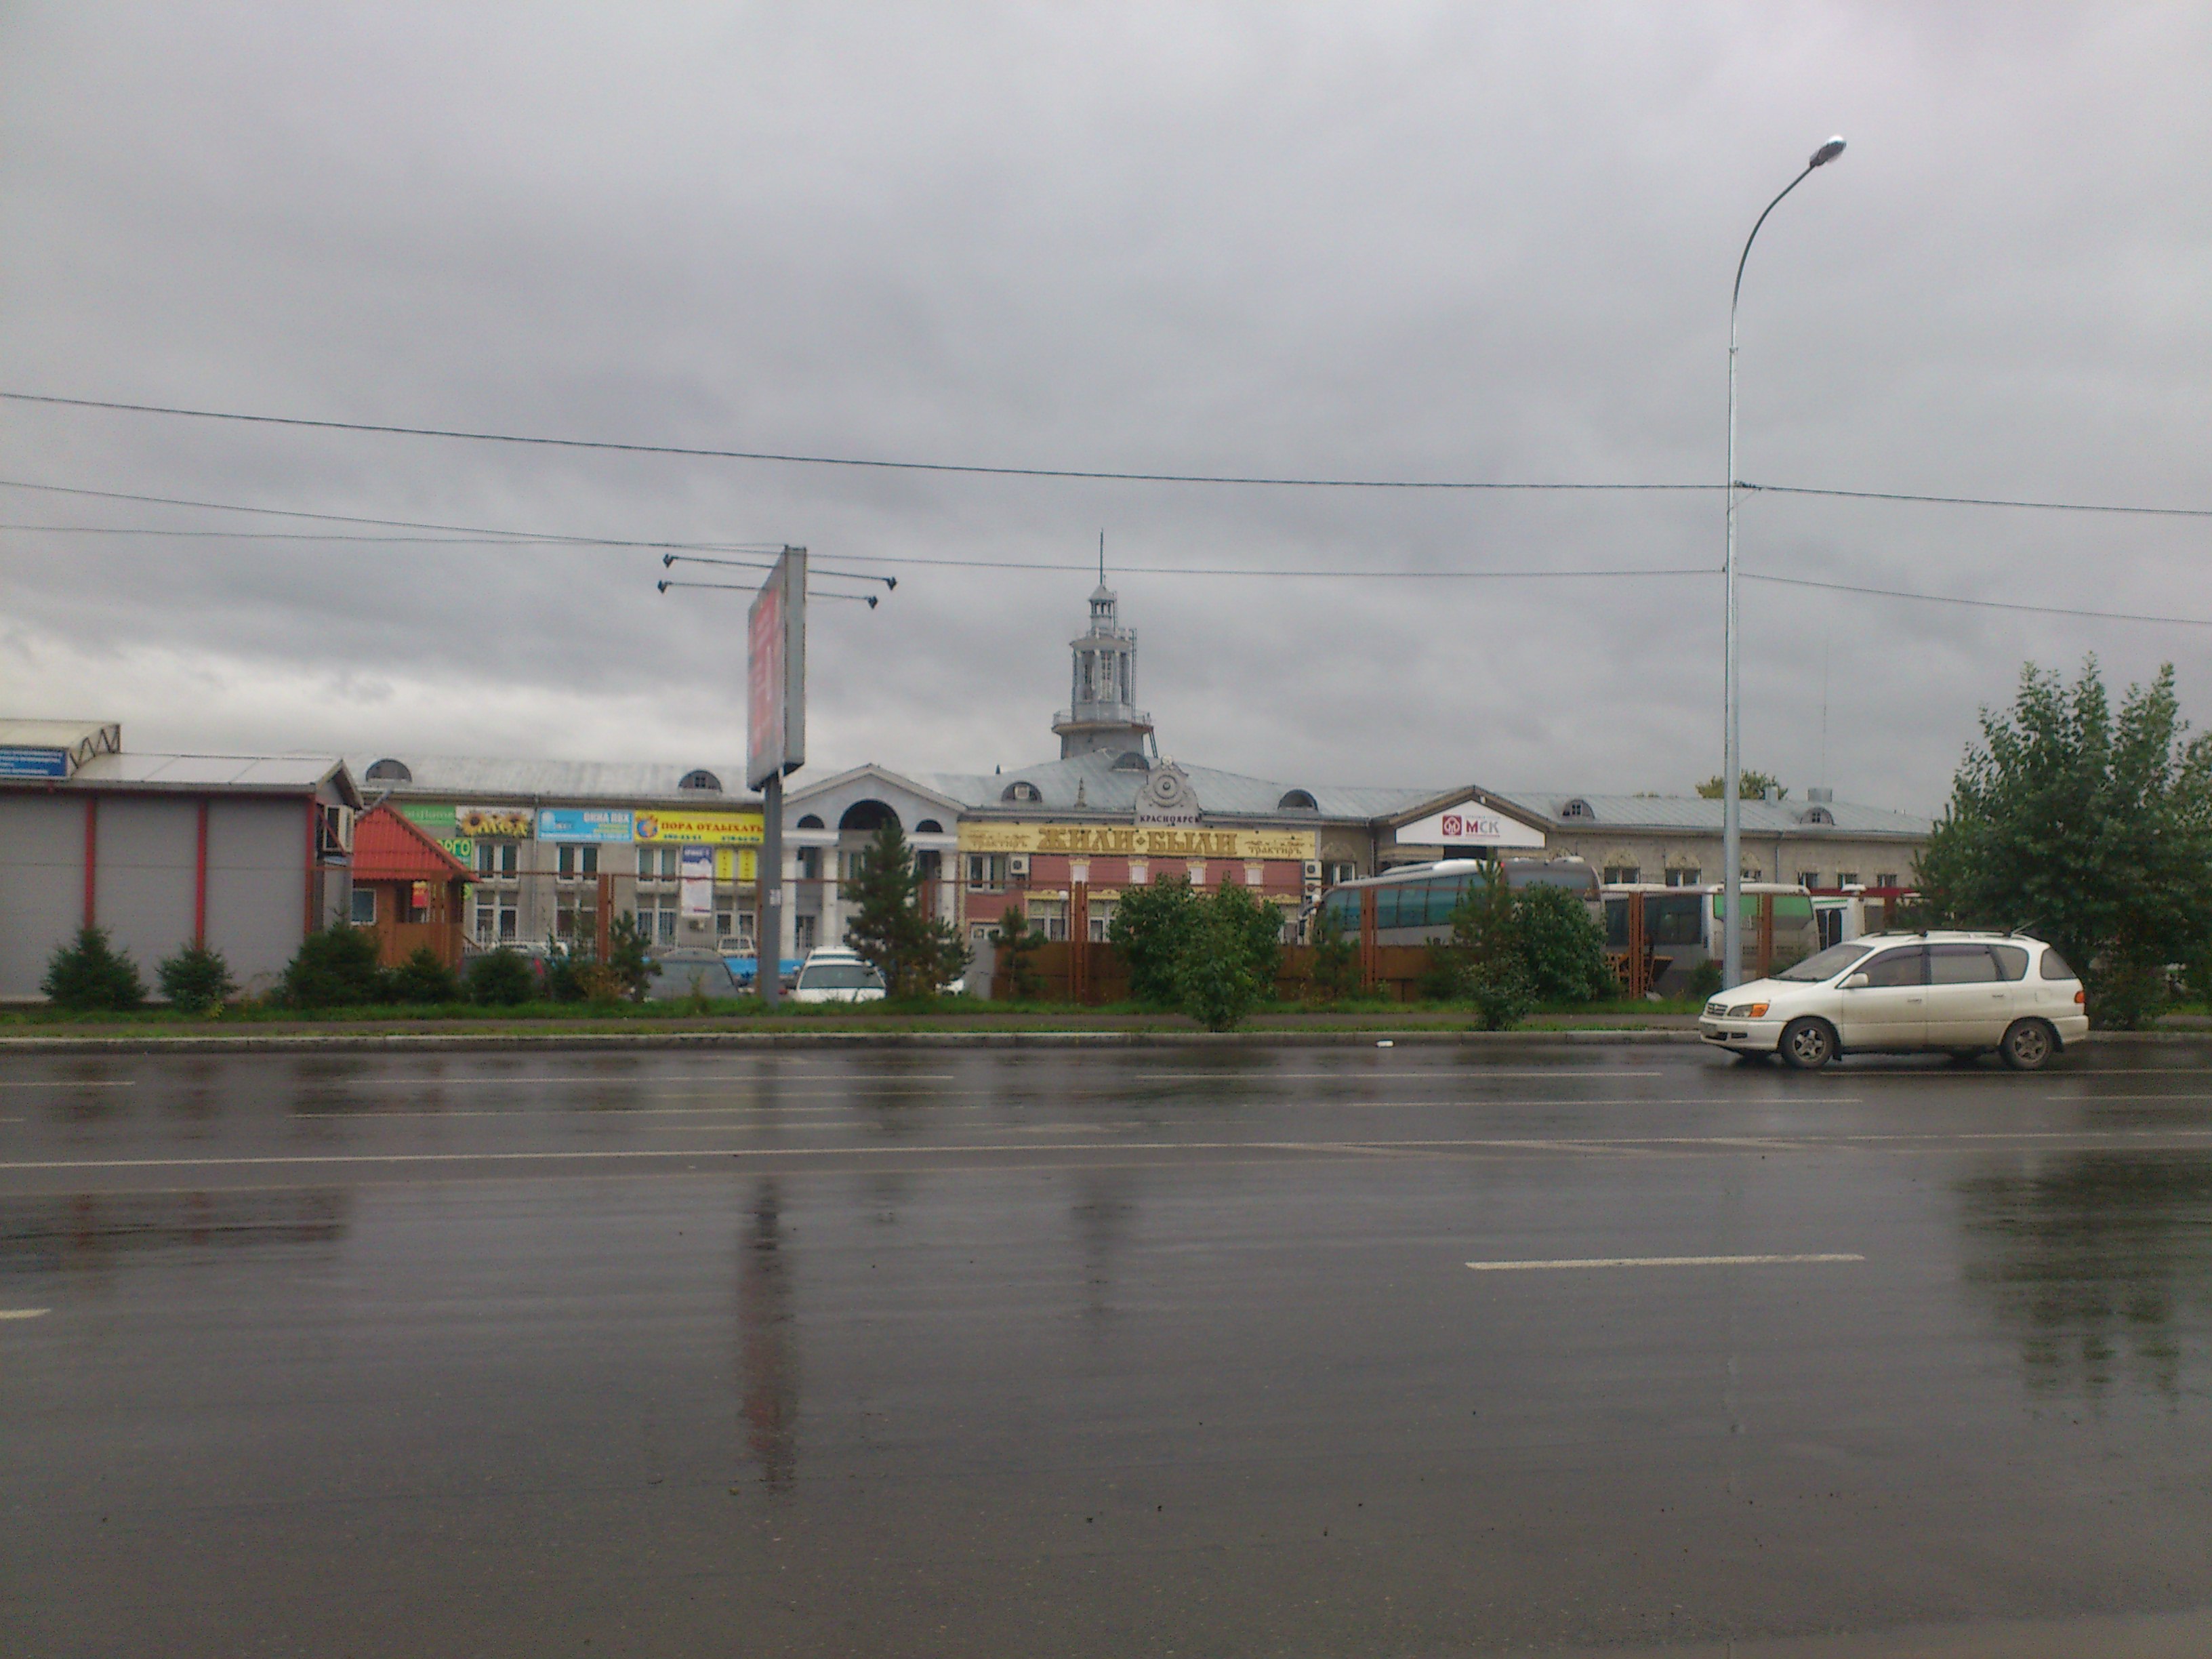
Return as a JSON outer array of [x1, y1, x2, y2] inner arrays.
[[1917, 658, 2212, 1028], [844, 818, 970, 998], [991, 901, 1044, 1000]]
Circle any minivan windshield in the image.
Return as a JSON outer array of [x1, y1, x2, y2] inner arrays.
[[1776, 941, 1877, 983], [798, 962, 882, 990]]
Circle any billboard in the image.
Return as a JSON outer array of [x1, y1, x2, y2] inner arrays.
[[747, 548, 806, 790], [455, 805, 534, 840], [958, 821, 1317, 861], [0, 747, 69, 779], [632, 808, 762, 845], [537, 807, 635, 842]]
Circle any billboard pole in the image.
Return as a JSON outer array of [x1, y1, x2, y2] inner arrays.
[[748, 547, 806, 1005]]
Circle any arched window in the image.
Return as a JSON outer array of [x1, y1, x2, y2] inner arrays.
[[1277, 789, 1318, 811], [1558, 798, 1595, 820], [915, 819, 944, 834], [365, 758, 412, 783], [1111, 751, 1150, 772], [839, 800, 899, 832], [677, 769, 721, 793], [1799, 806, 1835, 826], [795, 814, 825, 830], [1002, 781, 1042, 803]]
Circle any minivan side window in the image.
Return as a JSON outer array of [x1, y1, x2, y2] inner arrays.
[[2040, 947, 2077, 981], [1858, 946, 1925, 988], [1990, 945, 2030, 981], [1928, 943, 1999, 984]]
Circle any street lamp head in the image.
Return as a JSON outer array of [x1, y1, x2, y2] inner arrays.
[[1809, 136, 1846, 168]]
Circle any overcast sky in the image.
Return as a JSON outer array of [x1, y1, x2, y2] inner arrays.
[[3, 3, 2206, 815]]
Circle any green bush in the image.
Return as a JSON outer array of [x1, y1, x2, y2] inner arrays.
[[605, 914, 653, 1001], [42, 926, 144, 1012], [1514, 884, 1614, 1003], [992, 901, 1044, 1000], [1447, 867, 1534, 1031], [1108, 878, 1204, 1006], [2089, 960, 2167, 1031], [156, 941, 236, 1012], [1307, 906, 1359, 1002], [1168, 884, 1283, 1031], [390, 945, 463, 1004], [279, 924, 388, 1009], [1685, 959, 1724, 1003], [466, 947, 537, 1006]]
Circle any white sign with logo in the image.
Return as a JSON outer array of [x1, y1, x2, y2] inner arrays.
[[679, 845, 715, 916], [1396, 803, 1547, 848]]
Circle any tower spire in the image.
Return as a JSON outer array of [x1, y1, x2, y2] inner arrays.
[[1099, 529, 1105, 586]]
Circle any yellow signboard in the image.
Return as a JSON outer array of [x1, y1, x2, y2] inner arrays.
[[632, 808, 763, 846], [712, 848, 759, 882], [958, 821, 1315, 861]]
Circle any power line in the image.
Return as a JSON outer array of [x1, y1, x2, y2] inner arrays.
[[1742, 571, 2212, 629], [0, 391, 1708, 492], [1742, 481, 2212, 520], [7, 390, 2211, 516]]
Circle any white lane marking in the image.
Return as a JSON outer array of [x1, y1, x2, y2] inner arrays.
[[1467, 1253, 1864, 1271], [287, 1093, 1836, 1121], [282, 1072, 962, 1087], [1128, 1069, 1666, 1081], [0, 1307, 52, 1319], [0, 1080, 136, 1088]]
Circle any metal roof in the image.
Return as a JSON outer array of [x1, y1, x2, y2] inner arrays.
[[56, 752, 360, 802], [914, 749, 1441, 822], [1495, 790, 1931, 837], [352, 802, 470, 881], [346, 754, 760, 806]]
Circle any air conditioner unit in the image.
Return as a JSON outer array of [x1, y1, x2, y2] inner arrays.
[[1008, 853, 1030, 878], [1303, 861, 1322, 880]]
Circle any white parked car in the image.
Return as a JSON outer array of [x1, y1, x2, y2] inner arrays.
[[1699, 931, 2089, 1071], [788, 947, 888, 1004]]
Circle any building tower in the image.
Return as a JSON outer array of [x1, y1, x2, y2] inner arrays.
[[1051, 537, 1156, 760]]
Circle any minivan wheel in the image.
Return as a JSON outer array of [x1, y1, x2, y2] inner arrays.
[[2000, 1019, 2057, 1072], [1779, 1017, 1837, 1071]]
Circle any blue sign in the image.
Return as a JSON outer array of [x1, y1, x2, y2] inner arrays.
[[537, 807, 635, 842], [0, 747, 68, 779]]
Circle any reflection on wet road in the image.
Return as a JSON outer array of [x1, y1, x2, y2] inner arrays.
[[3, 1042, 2211, 1657]]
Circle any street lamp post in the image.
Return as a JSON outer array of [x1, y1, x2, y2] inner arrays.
[[1723, 135, 1845, 990]]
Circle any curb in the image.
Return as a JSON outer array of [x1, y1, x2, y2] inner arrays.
[[0, 1027, 1711, 1055]]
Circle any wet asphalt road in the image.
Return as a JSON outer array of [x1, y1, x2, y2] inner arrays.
[[4, 1041, 2212, 1658]]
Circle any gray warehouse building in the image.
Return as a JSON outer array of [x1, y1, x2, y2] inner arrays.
[[0, 720, 361, 1001]]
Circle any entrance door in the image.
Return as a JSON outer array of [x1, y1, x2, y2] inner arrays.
[[1837, 944, 1927, 1050], [1925, 943, 2011, 1046]]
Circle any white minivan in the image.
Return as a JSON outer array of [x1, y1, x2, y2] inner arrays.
[[1699, 931, 2089, 1071]]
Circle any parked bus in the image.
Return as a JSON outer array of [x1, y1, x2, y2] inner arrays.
[[1601, 882, 1819, 995], [1311, 857, 1599, 946]]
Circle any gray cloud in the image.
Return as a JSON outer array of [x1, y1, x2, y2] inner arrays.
[[3, 2, 2207, 813]]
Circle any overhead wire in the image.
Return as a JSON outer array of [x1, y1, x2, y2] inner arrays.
[[7, 389, 2212, 516]]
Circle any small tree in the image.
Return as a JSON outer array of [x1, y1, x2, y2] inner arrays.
[[991, 901, 1044, 1000], [605, 912, 653, 1000], [466, 947, 536, 1006], [390, 945, 463, 1004], [1171, 884, 1281, 1031], [156, 941, 235, 1013], [1307, 906, 1359, 1003], [1107, 877, 1204, 1006], [42, 926, 144, 1012], [1917, 658, 2212, 1029], [1513, 884, 1614, 1003], [279, 924, 387, 1009], [844, 818, 969, 997], [1448, 865, 1534, 1031], [1696, 769, 1787, 801]]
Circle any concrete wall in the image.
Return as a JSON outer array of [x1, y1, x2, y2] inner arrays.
[[0, 795, 88, 999]]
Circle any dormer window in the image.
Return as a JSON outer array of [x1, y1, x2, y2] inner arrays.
[[1559, 798, 1595, 819], [1277, 790, 1318, 811], [365, 758, 412, 783], [677, 769, 722, 792], [1799, 806, 1835, 825], [1002, 781, 1042, 803]]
